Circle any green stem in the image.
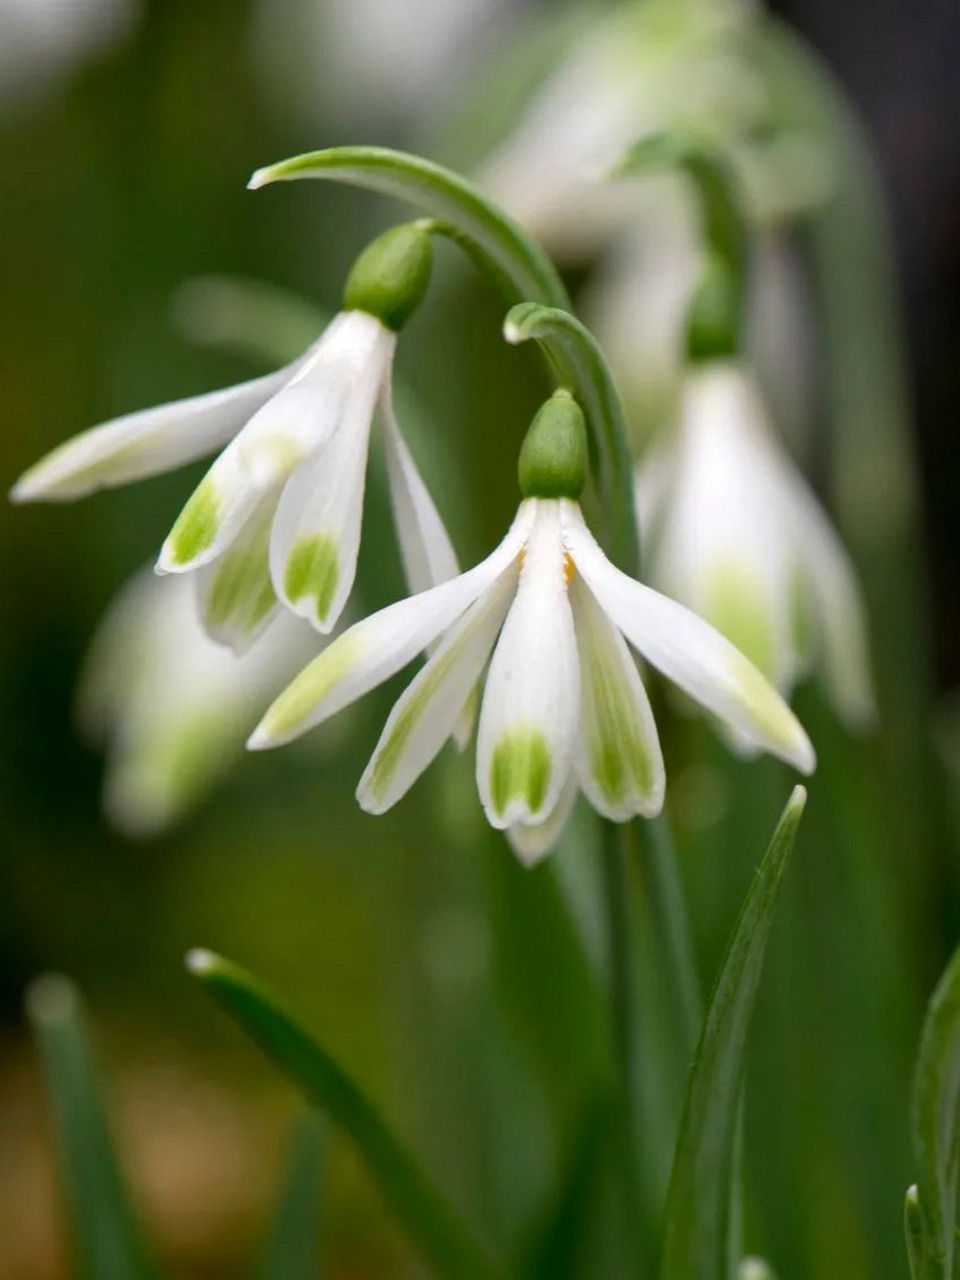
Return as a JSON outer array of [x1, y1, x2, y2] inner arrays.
[[644, 816, 703, 1061], [600, 819, 652, 1267]]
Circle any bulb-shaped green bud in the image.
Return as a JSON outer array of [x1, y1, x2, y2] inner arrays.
[[518, 390, 588, 499], [343, 223, 433, 331]]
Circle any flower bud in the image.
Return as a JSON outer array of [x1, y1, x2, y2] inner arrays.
[[343, 223, 433, 331]]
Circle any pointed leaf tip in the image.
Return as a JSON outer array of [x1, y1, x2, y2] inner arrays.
[[185, 947, 217, 975]]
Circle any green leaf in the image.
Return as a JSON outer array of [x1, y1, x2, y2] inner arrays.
[[187, 950, 503, 1280], [660, 787, 807, 1280], [910, 938, 960, 1276], [26, 975, 157, 1280], [904, 1184, 939, 1280], [248, 146, 569, 310], [256, 1113, 326, 1280], [503, 302, 639, 575]]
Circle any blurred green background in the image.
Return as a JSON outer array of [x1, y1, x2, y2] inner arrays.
[[2, 1, 960, 1277]]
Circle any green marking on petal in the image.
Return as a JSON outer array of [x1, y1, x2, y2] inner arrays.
[[258, 633, 363, 741], [168, 477, 221, 565], [205, 518, 276, 637], [490, 727, 552, 817], [284, 534, 340, 621], [729, 649, 808, 764], [704, 558, 776, 680], [367, 638, 466, 804], [588, 667, 655, 807]]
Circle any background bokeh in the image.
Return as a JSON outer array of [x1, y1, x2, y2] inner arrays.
[[2, 1, 959, 1277]]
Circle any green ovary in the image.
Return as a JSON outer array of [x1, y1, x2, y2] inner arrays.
[[490, 727, 552, 817], [284, 534, 340, 621], [704, 559, 775, 680], [167, 478, 221, 565]]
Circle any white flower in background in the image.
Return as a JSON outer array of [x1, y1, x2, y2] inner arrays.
[[0, 0, 138, 109], [480, 0, 761, 257], [638, 361, 875, 729], [252, 0, 513, 126], [12, 225, 458, 651], [79, 570, 319, 837], [250, 394, 814, 863]]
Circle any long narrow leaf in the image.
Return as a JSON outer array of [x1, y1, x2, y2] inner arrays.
[[26, 975, 157, 1280], [248, 146, 569, 310], [256, 1113, 326, 1280], [910, 940, 960, 1277], [660, 787, 807, 1280], [187, 950, 503, 1280], [904, 1185, 938, 1280]]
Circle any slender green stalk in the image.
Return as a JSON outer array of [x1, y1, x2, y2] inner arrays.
[[600, 820, 650, 1264], [644, 817, 703, 1062]]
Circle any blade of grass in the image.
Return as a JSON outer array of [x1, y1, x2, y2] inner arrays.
[[910, 941, 960, 1277], [660, 787, 807, 1280], [187, 950, 503, 1280], [26, 975, 157, 1280], [256, 1113, 326, 1280]]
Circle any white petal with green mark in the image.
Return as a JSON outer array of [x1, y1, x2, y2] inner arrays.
[[785, 468, 876, 729], [506, 775, 579, 867], [357, 565, 517, 814], [570, 574, 664, 820], [157, 311, 391, 574], [381, 380, 460, 597], [477, 499, 580, 829], [10, 367, 292, 503], [195, 492, 280, 653], [563, 501, 815, 774], [249, 503, 534, 749], [270, 343, 384, 632]]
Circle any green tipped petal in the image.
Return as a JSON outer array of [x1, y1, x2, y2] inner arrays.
[[165, 477, 222, 567], [490, 727, 552, 817], [284, 534, 341, 625]]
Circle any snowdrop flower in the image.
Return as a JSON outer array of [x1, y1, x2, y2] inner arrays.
[[79, 569, 319, 836], [638, 360, 875, 729], [250, 392, 814, 862], [480, 0, 760, 257], [12, 224, 458, 650]]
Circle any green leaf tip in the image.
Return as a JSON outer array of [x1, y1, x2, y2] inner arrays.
[[910, 934, 960, 1277], [518, 391, 587, 499], [660, 788, 805, 1280], [343, 223, 433, 331], [245, 145, 568, 309], [187, 948, 503, 1280]]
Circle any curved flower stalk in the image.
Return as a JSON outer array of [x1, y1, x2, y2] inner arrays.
[[638, 360, 875, 730], [78, 569, 320, 836], [12, 224, 460, 651], [250, 394, 814, 863]]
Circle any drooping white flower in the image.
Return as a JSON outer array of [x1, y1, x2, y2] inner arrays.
[[250, 394, 814, 863], [638, 360, 875, 729], [12, 225, 458, 651], [78, 569, 319, 837], [480, 0, 761, 257]]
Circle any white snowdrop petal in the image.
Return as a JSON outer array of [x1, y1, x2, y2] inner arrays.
[[570, 574, 665, 820], [157, 312, 392, 574], [563, 501, 815, 774], [269, 368, 380, 633], [11, 367, 292, 503], [787, 477, 876, 729], [381, 381, 460, 597], [195, 492, 280, 654], [477, 500, 581, 829], [250, 503, 535, 749], [506, 775, 579, 867], [357, 565, 517, 814]]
